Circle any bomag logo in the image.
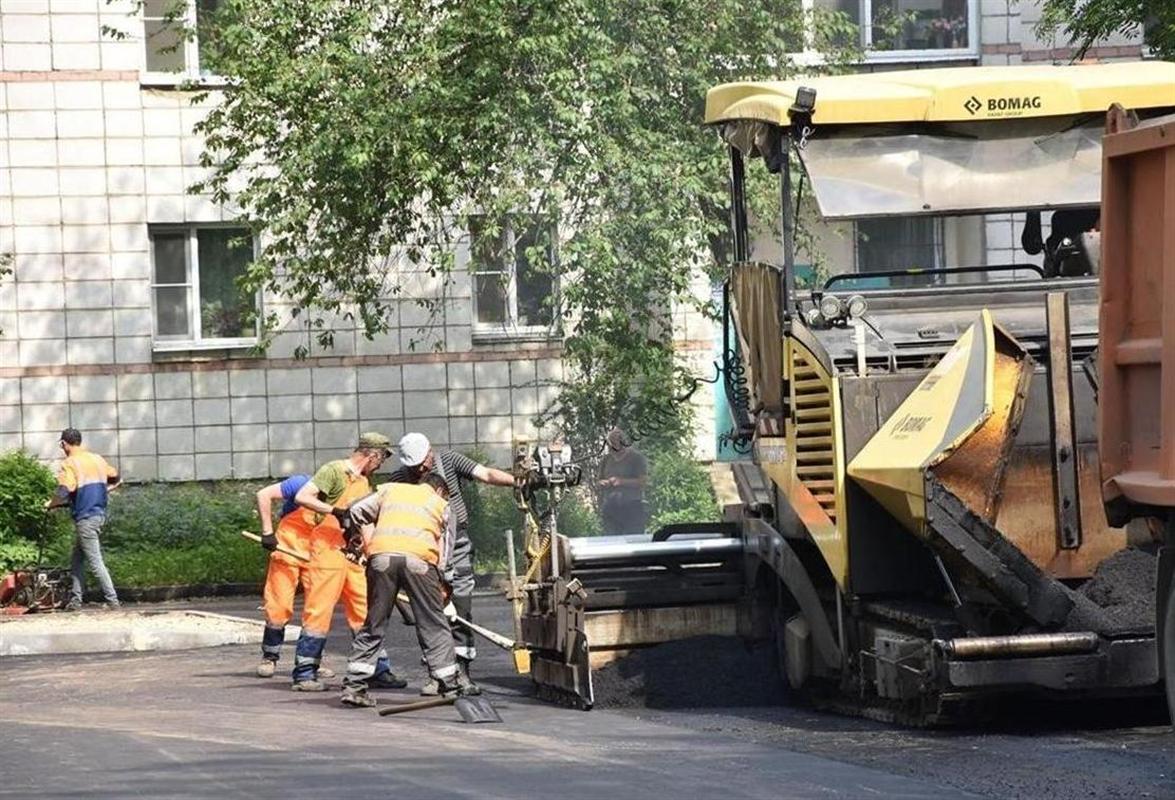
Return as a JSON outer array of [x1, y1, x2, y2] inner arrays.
[[964, 94, 1043, 117]]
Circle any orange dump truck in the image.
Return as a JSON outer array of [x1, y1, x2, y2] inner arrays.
[[1098, 104, 1175, 722]]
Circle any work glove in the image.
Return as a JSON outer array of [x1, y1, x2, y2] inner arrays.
[[330, 506, 351, 527], [260, 533, 278, 552], [443, 602, 458, 622]]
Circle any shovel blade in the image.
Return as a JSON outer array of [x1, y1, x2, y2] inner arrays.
[[455, 695, 502, 724]]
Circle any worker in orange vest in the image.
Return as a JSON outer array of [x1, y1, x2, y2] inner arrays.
[[45, 428, 121, 611], [287, 432, 404, 692], [338, 473, 477, 708]]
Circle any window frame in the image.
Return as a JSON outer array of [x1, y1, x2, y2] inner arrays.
[[149, 223, 261, 352], [854, 216, 945, 274], [798, 0, 979, 63], [468, 215, 560, 342], [140, 0, 228, 87]]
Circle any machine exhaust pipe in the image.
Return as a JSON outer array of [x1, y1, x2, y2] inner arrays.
[[935, 632, 1099, 660]]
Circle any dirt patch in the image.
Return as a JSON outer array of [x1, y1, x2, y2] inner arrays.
[[1063, 547, 1157, 634], [592, 635, 789, 709]]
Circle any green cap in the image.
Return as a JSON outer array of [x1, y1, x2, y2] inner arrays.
[[358, 431, 392, 454]]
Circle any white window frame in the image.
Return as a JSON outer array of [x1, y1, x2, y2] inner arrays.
[[796, 0, 979, 64], [468, 216, 560, 343], [150, 224, 260, 352], [141, 0, 228, 87]]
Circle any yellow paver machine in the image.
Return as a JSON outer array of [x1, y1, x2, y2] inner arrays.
[[511, 63, 1175, 722]]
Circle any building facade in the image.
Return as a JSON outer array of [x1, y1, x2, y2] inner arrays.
[[0, 1, 1145, 479]]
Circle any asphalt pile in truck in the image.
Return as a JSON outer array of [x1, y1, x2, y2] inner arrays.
[[1062, 546, 1157, 634], [591, 635, 789, 709]]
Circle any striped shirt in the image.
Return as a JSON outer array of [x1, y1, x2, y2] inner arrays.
[[388, 450, 479, 530]]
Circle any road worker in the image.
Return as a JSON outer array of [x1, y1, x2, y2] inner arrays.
[[287, 433, 405, 692], [45, 428, 121, 611], [254, 473, 312, 678], [388, 432, 515, 694], [340, 473, 478, 708]]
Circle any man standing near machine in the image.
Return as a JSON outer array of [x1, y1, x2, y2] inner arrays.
[[339, 473, 478, 708], [388, 433, 515, 693], [598, 427, 648, 536], [45, 428, 121, 611], [286, 433, 405, 692]]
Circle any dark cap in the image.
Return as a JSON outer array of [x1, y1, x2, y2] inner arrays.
[[357, 431, 392, 455]]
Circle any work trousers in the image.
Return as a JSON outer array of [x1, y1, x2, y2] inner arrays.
[[301, 561, 367, 635], [260, 558, 308, 662], [447, 526, 476, 661], [69, 513, 117, 605], [345, 553, 457, 690]]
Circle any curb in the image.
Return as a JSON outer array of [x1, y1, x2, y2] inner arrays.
[[83, 572, 512, 604]]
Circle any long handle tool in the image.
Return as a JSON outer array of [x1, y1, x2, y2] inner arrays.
[[239, 531, 311, 563], [377, 694, 502, 723]]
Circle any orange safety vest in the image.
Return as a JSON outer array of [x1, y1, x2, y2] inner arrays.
[[306, 462, 372, 566], [368, 483, 448, 565]]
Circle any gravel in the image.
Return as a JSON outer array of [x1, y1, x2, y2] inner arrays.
[[1063, 546, 1157, 634], [592, 635, 789, 709]]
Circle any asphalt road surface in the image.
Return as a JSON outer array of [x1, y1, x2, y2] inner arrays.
[[0, 595, 1171, 799]]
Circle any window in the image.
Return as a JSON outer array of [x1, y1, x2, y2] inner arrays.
[[802, 0, 977, 61], [143, 0, 222, 78], [856, 217, 943, 285], [469, 216, 557, 337], [150, 226, 259, 349]]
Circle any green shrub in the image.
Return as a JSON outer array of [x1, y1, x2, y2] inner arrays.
[[41, 480, 270, 587], [646, 446, 720, 529], [0, 450, 71, 570], [103, 530, 266, 587]]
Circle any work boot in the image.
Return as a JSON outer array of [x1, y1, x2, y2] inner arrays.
[[340, 687, 377, 708], [438, 671, 481, 699], [62, 601, 82, 612], [420, 677, 440, 697], [367, 670, 408, 690], [291, 679, 327, 693], [101, 601, 121, 611], [317, 666, 336, 679], [256, 660, 277, 678]]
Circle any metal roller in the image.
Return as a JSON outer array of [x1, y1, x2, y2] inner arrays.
[[935, 632, 1099, 660], [568, 537, 744, 566]]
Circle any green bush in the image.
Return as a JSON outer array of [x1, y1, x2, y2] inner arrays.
[[0, 450, 71, 571], [40, 480, 270, 587], [103, 530, 266, 587], [646, 447, 720, 530]]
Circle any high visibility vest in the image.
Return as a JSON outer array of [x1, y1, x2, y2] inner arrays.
[[59, 449, 117, 521], [368, 483, 448, 564], [305, 462, 372, 565]]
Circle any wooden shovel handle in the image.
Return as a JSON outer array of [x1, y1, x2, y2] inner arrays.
[[377, 696, 456, 716]]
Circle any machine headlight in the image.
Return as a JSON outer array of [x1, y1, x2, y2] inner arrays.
[[804, 307, 823, 327], [819, 293, 844, 321], [846, 294, 868, 318]]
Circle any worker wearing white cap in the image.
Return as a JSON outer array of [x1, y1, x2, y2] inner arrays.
[[388, 432, 516, 694]]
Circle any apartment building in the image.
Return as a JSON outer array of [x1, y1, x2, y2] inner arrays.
[[0, 1, 1145, 478]]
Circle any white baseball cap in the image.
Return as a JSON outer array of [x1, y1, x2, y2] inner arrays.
[[397, 432, 431, 467]]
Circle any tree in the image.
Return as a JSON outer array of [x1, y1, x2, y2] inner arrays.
[[183, 0, 856, 454], [1036, 0, 1175, 60]]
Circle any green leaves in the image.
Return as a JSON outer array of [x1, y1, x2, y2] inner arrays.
[[193, 0, 849, 451], [1036, 0, 1174, 60], [0, 450, 71, 571]]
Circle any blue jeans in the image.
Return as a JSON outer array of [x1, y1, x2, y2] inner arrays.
[[70, 514, 118, 605]]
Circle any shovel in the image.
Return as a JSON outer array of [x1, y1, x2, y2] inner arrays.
[[376, 693, 502, 724]]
